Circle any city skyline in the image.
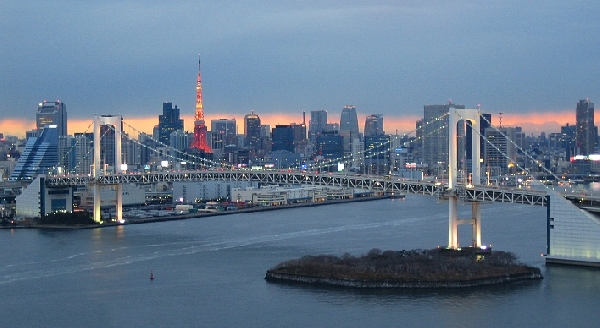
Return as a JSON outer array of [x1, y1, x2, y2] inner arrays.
[[1, 1, 599, 137]]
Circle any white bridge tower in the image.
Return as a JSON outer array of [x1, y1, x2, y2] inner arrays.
[[448, 108, 483, 249], [93, 115, 123, 223]]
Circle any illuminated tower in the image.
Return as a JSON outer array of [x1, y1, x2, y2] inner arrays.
[[190, 56, 212, 152]]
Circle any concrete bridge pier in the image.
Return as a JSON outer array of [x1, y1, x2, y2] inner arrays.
[[448, 197, 482, 249]]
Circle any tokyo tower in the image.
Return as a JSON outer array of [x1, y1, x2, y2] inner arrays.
[[190, 55, 212, 152]]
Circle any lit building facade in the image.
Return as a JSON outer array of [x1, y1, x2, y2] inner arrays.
[[10, 125, 59, 180], [244, 112, 261, 149], [36, 100, 67, 137]]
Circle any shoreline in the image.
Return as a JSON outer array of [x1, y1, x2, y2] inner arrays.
[[265, 271, 543, 288], [1, 195, 392, 230]]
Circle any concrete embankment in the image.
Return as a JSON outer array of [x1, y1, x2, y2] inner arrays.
[[3, 195, 392, 229]]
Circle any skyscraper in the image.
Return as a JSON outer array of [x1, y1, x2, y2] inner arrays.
[[244, 112, 261, 149], [364, 135, 390, 175], [10, 125, 59, 180], [340, 105, 359, 137], [309, 110, 327, 142], [576, 98, 595, 155], [339, 105, 359, 155], [272, 125, 295, 153], [36, 100, 67, 137], [158, 102, 183, 145], [422, 103, 465, 175], [211, 118, 237, 155], [484, 127, 517, 174], [364, 114, 384, 137]]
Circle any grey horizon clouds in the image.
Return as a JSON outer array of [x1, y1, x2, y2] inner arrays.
[[1, 0, 599, 122]]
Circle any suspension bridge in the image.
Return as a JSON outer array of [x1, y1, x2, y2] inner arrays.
[[38, 109, 600, 266]]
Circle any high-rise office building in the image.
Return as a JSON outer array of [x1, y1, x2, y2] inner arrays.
[[309, 110, 328, 142], [158, 102, 184, 145], [576, 99, 595, 155], [211, 118, 237, 156], [484, 126, 517, 175], [340, 105, 359, 136], [73, 132, 94, 175], [466, 113, 492, 171], [364, 114, 384, 137], [315, 131, 344, 160], [10, 125, 59, 180], [340, 105, 360, 155], [170, 130, 190, 158], [244, 112, 261, 149], [58, 135, 75, 173], [364, 135, 390, 175], [272, 125, 295, 153], [36, 100, 67, 137], [422, 103, 465, 174], [560, 123, 577, 159]]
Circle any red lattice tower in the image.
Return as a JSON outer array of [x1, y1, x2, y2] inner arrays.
[[190, 56, 212, 152]]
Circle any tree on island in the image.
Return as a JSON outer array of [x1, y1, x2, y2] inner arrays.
[[38, 211, 95, 225], [268, 248, 541, 282]]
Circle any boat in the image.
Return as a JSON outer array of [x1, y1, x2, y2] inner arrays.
[[389, 193, 406, 199]]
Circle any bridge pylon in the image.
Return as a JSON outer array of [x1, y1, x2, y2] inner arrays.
[[448, 108, 483, 249], [92, 115, 123, 223]]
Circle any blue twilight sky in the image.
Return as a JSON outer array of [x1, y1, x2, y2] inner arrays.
[[1, 1, 599, 134]]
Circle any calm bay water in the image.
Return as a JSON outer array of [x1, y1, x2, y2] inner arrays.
[[1, 196, 599, 327]]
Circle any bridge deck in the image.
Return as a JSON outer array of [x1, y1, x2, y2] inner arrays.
[[45, 170, 550, 206]]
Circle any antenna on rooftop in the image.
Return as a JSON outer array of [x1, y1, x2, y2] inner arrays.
[[499, 112, 503, 128]]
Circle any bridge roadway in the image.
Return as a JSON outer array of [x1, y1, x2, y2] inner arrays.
[[45, 170, 549, 206]]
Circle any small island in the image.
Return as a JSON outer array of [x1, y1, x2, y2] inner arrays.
[[265, 247, 542, 288]]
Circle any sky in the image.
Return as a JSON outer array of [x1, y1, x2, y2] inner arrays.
[[1, 1, 599, 138]]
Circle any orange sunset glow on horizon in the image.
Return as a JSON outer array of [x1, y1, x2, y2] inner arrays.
[[0, 110, 576, 139]]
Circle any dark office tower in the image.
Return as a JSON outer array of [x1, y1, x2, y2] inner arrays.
[[364, 114, 384, 137], [340, 105, 359, 136], [339, 105, 359, 155], [315, 131, 344, 160], [244, 112, 261, 149], [158, 102, 184, 145], [576, 99, 595, 155], [561, 123, 577, 159], [422, 103, 465, 174], [466, 113, 492, 163], [36, 100, 67, 137], [364, 135, 390, 175], [272, 125, 295, 152], [309, 110, 327, 142]]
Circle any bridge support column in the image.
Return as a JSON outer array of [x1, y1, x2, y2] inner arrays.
[[448, 195, 458, 248], [472, 202, 481, 247], [93, 183, 101, 223]]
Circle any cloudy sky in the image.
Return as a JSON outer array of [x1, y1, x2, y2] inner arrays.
[[1, 1, 599, 137]]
